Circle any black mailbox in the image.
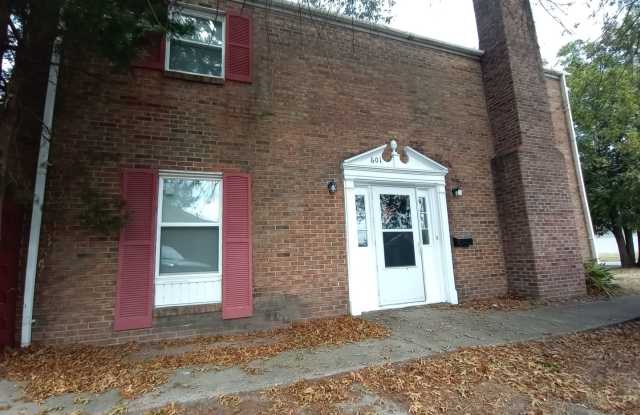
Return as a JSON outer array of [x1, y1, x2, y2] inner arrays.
[[452, 237, 473, 248]]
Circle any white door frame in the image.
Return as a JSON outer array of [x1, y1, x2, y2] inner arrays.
[[343, 141, 458, 315]]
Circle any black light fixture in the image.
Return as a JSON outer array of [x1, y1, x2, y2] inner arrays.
[[327, 180, 337, 194], [452, 186, 463, 197]]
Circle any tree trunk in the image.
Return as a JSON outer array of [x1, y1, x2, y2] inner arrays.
[[637, 231, 640, 266], [624, 227, 636, 264], [612, 226, 635, 267], [0, 0, 10, 231]]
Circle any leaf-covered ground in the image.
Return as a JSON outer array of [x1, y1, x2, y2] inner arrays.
[[613, 267, 640, 295], [0, 317, 389, 401], [166, 319, 640, 415]]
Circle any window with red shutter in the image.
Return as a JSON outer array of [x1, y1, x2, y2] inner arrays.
[[166, 8, 225, 78], [114, 169, 157, 331], [225, 11, 252, 83], [222, 173, 253, 319]]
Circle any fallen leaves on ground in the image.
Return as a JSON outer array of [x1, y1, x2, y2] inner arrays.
[[0, 316, 389, 401], [144, 402, 183, 415], [460, 295, 532, 312], [260, 320, 640, 415], [218, 394, 241, 408]]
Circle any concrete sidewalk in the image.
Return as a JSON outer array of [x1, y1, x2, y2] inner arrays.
[[2, 295, 639, 414]]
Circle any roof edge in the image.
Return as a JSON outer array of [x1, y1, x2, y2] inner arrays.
[[234, 0, 485, 60], [543, 68, 564, 79], [231, 0, 567, 73]]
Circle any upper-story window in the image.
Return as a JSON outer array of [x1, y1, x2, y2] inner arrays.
[[166, 8, 225, 78]]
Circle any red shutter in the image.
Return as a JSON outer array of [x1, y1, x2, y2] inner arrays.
[[225, 11, 252, 83], [114, 168, 157, 331], [222, 173, 253, 319], [132, 32, 165, 70]]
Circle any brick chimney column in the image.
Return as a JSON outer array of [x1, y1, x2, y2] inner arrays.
[[473, 0, 586, 298]]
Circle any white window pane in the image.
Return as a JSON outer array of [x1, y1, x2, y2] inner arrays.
[[358, 230, 368, 248], [162, 178, 220, 223], [160, 227, 219, 274], [355, 195, 368, 247], [169, 39, 222, 77], [175, 14, 223, 46], [418, 197, 430, 245]]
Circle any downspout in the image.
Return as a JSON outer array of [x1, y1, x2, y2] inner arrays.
[[20, 38, 61, 347], [560, 73, 598, 260]]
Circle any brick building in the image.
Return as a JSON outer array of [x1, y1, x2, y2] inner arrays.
[[8, 0, 595, 346]]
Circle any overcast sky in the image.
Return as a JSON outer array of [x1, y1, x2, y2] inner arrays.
[[388, 0, 607, 68]]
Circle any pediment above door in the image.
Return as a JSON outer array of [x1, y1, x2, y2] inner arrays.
[[342, 140, 448, 184]]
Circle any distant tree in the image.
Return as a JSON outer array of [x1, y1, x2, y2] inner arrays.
[[538, 0, 640, 64], [599, 0, 640, 65], [559, 39, 640, 266], [300, 0, 394, 23]]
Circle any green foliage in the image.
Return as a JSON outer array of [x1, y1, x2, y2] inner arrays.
[[78, 186, 128, 236], [301, 0, 395, 23], [600, 1, 640, 65], [58, 0, 192, 69], [559, 38, 640, 241], [584, 261, 620, 296]]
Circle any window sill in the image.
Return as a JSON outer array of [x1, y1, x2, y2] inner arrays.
[[164, 70, 225, 85], [154, 302, 221, 317], [156, 273, 221, 283]]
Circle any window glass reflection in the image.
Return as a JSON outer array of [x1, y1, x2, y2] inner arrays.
[[162, 179, 220, 223], [418, 197, 430, 245], [355, 195, 368, 247], [383, 232, 416, 267], [380, 194, 412, 229], [159, 227, 219, 274]]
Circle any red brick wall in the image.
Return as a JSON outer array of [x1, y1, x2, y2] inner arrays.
[[26, 0, 586, 345], [546, 77, 592, 262], [473, 0, 586, 299]]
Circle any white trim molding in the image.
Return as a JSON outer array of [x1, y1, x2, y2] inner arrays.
[[343, 140, 458, 316], [343, 141, 449, 185]]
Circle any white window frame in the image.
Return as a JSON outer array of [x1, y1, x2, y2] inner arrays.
[[165, 6, 226, 79], [155, 171, 223, 307]]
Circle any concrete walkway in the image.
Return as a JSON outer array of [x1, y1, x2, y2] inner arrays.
[[1, 295, 639, 414]]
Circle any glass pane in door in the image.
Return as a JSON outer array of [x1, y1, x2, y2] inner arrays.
[[380, 193, 416, 267], [380, 194, 412, 229], [418, 197, 430, 245], [383, 232, 416, 267]]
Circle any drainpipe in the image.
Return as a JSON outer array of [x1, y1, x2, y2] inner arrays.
[[20, 39, 61, 347], [560, 73, 598, 261]]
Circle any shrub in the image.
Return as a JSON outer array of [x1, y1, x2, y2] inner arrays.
[[584, 261, 620, 297]]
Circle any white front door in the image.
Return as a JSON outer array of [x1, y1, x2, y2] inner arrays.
[[373, 187, 426, 306]]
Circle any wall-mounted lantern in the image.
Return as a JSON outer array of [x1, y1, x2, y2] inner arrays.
[[452, 186, 463, 197], [327, 180, 337, 194]]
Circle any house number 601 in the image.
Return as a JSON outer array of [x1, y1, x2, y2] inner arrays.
[[370, 156, 382, 164]]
